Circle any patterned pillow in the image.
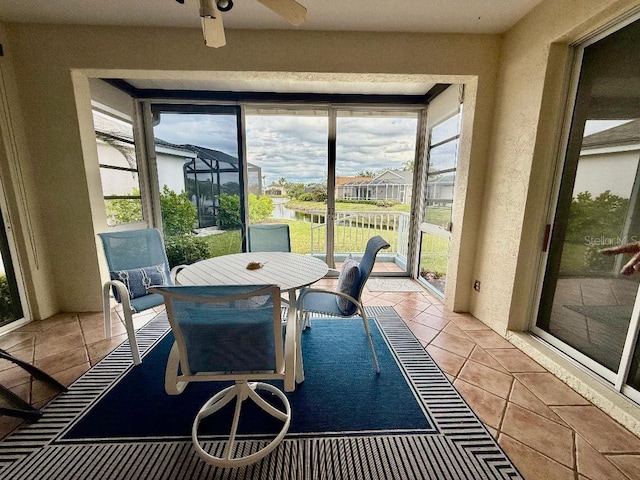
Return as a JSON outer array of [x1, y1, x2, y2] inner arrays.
[[110, 264, 168, 301], [336, 256, 360, 314]]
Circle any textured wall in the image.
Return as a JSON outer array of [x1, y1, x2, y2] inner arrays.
[[1, 25, 500, 315], [470, 0, 640, 333]]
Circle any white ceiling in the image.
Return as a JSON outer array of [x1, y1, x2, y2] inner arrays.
[[0, 0, 544, 96], [0, 0, 543, 34]]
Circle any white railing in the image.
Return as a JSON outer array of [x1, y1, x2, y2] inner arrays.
[[308, 210, 410, 261]]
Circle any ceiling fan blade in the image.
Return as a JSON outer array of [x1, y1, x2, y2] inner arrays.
[[199, 0, 226, 48], [201, 16, 226, 47], [256, 0, 307, 26]]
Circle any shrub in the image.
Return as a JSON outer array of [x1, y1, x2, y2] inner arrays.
[[584, 244, 616, 272], [566, 190, 629, 245], [0, 275, 16, 321], [311, 187, 327, 202], [375, 199, 397, 208], [160, 185, 197, 236], [285, 183, 305, 199], [218, 193, 276, 227], [298, 193, 313, 201], [105, 188, 143, 225], [248, 194, 274, 223], [218, 194, 242, 229], [338, 199, 377, 205], [164, 235, 211, 268]]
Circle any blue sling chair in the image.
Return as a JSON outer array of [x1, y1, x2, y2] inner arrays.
[[247, 223, 291, 252], [98, 228, 184, 365], [297, 235, 390, 374], [150, 284, 294, 468]]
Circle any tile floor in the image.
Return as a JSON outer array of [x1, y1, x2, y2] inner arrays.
[[1, 278, 640, 479]]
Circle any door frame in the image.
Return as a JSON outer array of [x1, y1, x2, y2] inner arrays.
[[531, 11, 640, 400]]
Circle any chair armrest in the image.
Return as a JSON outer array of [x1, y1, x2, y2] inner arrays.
[[103, 279, 133, 312], [170, 265, 188, 285], [297, 288, 360, 311]]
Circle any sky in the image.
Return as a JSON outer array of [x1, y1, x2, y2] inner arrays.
[[153, 112, 419, 186]]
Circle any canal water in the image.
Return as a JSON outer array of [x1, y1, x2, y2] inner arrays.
[[271, 197, 319, 221]]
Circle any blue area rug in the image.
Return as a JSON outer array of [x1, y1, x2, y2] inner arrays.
[[0, 307, 523, 479], [64, 318, 433, 439]]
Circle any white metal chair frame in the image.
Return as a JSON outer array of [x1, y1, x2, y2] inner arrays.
[[298, 287, 380, 373], [150, 285, 295, 468], [296, 235, 391, 375], [102, 266, 183, 365], [99, 228, 185, 366]]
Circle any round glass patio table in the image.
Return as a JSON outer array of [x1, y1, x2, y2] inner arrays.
[[177, 252, 329, 391]]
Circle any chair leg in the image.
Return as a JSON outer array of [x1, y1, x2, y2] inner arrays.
[[122, 307, 142, 365], [192, 381, 291, 468], [102, 283, 113, 338], [358, 304, 380, 374], [165, 342, 187, 395]]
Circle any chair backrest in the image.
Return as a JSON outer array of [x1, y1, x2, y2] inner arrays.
[[98, 228, 172, 281], [350, 235, 390, 305], [247, 224, 291, 252], [150, 285, 284, 375]]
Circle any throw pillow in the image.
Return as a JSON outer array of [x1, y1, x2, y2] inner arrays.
[[110, 264, 168, 301], [336, 255, 360, 314]]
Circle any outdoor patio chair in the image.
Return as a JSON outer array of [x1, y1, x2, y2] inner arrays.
[[297, 235, 390, 374], [149, 284, 293, 468], [98, 228, 183, 365], [247, 223, 291, 252]]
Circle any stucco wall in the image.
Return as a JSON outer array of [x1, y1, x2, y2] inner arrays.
[[470, 0, 640, 334], [0, 25, 500, 315], [0, 24, 56, 321]]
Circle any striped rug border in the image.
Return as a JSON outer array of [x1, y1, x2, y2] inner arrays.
[[0, 307, 522, 479]]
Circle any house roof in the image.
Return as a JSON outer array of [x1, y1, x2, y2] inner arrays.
[[96, 126, 261, 172], [582, 119, 640, 150], [339, 170, 413, 187], [336, 176, 372, 186]]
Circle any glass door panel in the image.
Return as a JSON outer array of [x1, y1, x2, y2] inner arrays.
[[245, 109, 328, 256], [418, 232, 450, 293], [0, 209, 23, 328], [536, 18, 640, 386], [334, 110, 418, 272], [151, 107, 243, 260], [418, 109, 462, 296]]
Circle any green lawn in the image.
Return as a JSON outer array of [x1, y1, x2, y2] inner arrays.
[[199, 218, 402, 257], [201, 230, 242, 257], [199, 202, 451, 277]]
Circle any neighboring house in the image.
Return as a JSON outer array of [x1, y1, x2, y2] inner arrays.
[[264, 184, 286, 196], [95, 122, 261, 228], [336, 176, 371, 200], [425, 172, 455, 207], [337, 170, 413, 204], [574, 119, 640, 198]]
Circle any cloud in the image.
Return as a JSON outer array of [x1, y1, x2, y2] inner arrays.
[[152, 112, 418, 185]]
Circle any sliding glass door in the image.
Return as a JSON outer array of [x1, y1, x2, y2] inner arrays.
[[535, 16, 640, 400], [150, 105, 244, 257], [141, 101, 424, 273], [0, 207, 23, 328], [334, 110, 417, 273], [244, 108, 328, 256]]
